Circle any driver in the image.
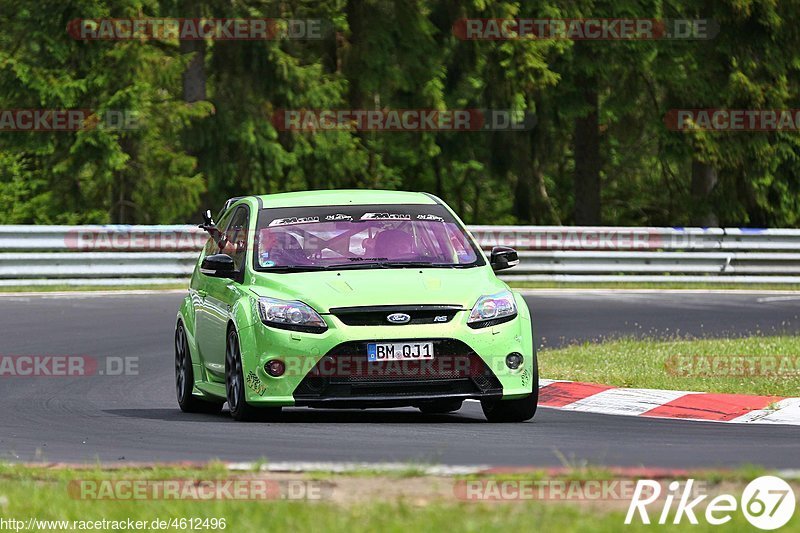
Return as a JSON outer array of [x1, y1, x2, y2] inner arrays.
[[258, 230, 309, 267], [373, 229, 415, 259]]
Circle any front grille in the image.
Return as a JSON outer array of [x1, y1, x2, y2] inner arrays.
[[320, 379, 478, 398], [329, 305, 463, 326], [294, 339, 502, 401]]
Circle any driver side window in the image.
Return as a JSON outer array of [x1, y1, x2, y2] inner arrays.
[[225, 207, 249, 271], [204, 211, 233, 256]]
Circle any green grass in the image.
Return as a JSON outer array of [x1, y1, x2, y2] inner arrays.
[[304, 465, 432, 479], [540, 336, 800, 395], [456, 465, 778, 483], [509, 281, 800, 291], [0, 464, 798, 532]]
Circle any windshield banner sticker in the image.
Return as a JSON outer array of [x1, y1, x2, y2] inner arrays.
[[417, 214, 444, 222], [360, 213, 412, 221], [268, 216, 320, 227], [325, 214, 353, 221]]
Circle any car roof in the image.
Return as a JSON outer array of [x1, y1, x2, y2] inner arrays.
[[252, 189, 438, 209]]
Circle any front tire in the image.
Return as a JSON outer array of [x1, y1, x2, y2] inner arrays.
[[481, 352, 539, 423], [175, 323, 223, 414], [225, 327, 281, 422]]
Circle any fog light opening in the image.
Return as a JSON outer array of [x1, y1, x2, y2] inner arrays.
[[506, 353, 523, 370], [265, 359, 286, 377]]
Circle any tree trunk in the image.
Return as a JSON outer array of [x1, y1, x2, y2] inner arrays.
[[736, 172, 768, 227], [533, 167, 560, 224], [180, 39, 206, 103], [112, 137, 137, 223], [512, 134, 534, 223], [342, 0, 368, 188], [434, 156, 443, 198], [515, 124, 559, 224], [179, 36, 206, 211], [344, 0, 366, 110], [690, 159, 718, 226], [573, 78, 601, 224]]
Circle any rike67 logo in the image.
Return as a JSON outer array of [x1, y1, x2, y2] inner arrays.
[[626, 476, 796, 530]]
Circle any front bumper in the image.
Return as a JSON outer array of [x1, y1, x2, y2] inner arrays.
[[293, 339, 503, 408], [236, 295, 534, 407]]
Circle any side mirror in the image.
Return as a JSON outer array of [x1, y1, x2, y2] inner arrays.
[[201, 209, 215, 228], [200, 254, 235, 278], [490, 246, 519, 272]]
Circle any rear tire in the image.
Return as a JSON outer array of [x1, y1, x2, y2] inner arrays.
[[481, 351, 539, 423], [226, 327, 281, 422], [175, 323, 223, 414], [418, 399, 463, 414]]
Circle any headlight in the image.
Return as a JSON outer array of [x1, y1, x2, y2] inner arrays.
[[257, 297, 327, 333], [467, 290, 517, 329]]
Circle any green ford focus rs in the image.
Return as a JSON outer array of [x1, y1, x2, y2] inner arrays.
[[175, 190, 538, 422]]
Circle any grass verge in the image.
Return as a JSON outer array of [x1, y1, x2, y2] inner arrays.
[[0, 464, 797, 532], [540, 336, 800, 396], [508, 281, 800, 291]]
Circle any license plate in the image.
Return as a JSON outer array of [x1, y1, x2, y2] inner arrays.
[[367, 341, 434, 362]]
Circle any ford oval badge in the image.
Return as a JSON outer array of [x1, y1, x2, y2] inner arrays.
[[386, 313, 411, 324]]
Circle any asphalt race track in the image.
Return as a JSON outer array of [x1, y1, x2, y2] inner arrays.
[[1, 290, 799, 468]]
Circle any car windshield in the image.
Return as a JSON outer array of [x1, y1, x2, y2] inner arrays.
[[254, 204, 483, 271]]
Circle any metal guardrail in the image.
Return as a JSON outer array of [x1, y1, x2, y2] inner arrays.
[[2, 225, 800, 286]]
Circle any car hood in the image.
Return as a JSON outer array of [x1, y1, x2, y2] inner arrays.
[[247, 266, 506, 312]]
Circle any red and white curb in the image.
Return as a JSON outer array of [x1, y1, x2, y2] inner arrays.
[[539, 379, 800, 425]]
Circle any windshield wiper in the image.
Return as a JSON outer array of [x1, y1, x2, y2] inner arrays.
[[260, 262, 464, 272], [376, 261, 457, 268], [322, 262, 386, 270], [260, 265, 329, 272], [262, 263, 384, 272]]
